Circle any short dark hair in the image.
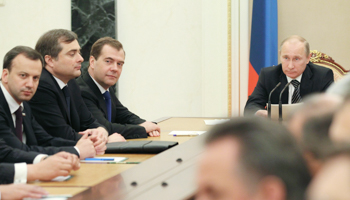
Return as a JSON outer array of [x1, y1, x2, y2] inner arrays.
[[302, 114, 333, 159], [3, 46, 44, 71], [206, 117, 311, 200], [35, 29, 78, 65], [90, 37, 124, 60]]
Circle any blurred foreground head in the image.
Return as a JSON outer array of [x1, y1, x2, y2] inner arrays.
[[307, 145, 350, 200], [196, 117, 311, 200]]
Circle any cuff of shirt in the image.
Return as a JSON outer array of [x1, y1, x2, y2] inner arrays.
[[14, 163, 27, 184], [33, 154, 48, 164], [74, 146, 81, 157]]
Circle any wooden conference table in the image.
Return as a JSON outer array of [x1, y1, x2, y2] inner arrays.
[[29, 117, 220, 199]]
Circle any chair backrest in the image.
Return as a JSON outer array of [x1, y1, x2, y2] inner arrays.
[[310, 50, 349, 81]]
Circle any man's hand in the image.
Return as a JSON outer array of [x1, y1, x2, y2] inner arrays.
[[255, 110, 268, 117], [0, 184, 48, 200], [79, 127, 108, 155], [108, 133, 126, 143], [27, 152, 80, 182], [139, 121, 161, 137], [75, 133, 96, 159]]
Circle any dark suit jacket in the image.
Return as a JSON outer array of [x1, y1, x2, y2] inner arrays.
[[0, 139, 39, 184], [0, 163, 15, 184], [76, 71, 147, 139], [244, 62, 334, 115], [0, 88, 78, 156], [29, 68, 102, 141]]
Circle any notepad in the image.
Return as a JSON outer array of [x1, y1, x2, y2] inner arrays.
[[81, 157, 127, 163], [168, 131, 206, 136], [204, 119, 229, 125]]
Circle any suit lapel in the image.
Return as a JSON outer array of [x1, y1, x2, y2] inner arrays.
[[300, 64, 313, 98], [84, 72, 109, 117], [21, 104, 36, 145], [0, 88, 16, 133], [43, 69, 72, 123], [279, 71, 289, 104]]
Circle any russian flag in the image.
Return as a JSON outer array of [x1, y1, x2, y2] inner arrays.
[[248, 0, 278, 96]]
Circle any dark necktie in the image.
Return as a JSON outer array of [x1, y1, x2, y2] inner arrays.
[[103, 91, 112, 122], [291, 80, 302, 103], [14, 106, 23, 141], [62, 86, 70, 115]]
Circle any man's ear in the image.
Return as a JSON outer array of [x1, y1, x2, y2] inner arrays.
[[89, 56, 96, 70], [44, 55, 54, 68], [2, 69, 9, 84], [306, 53, 311, 64], [257, 176, 286, 200]]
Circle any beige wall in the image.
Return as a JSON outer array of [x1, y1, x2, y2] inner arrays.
[[278, 0, 350, 69]]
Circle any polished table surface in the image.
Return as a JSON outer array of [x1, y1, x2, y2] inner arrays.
[[29, 117, 220, 198]]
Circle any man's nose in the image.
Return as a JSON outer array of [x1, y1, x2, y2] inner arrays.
[[26, 78, 34, 88], [77, 53, 84, 63]]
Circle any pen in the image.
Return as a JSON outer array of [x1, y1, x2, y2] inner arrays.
[[85, 158, 114, 161], [107, 162, 141, 164], [172, 134, 198, 137]]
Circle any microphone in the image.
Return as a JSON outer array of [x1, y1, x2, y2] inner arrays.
[[268, 82, 281, 119], [279, 82, 291, 122]]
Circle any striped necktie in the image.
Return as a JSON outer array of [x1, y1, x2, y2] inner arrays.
[[291, 80, 301, 103]]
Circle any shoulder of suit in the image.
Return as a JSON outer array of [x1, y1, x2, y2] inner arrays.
[[308, 62, 333, 74]]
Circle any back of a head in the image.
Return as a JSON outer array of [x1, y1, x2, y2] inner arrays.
[[206, 117, 311, 200]]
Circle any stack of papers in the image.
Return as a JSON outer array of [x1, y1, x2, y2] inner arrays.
[[204, 119, 229, 125]]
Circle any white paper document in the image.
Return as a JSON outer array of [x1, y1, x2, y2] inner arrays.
[[81, 157, 128, 163], [204, 119, 229, 125], [168, 131, 206, 136]]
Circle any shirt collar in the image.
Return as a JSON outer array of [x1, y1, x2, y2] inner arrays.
[[286, 74, 302, 83], [0, 83, 23, 114], [52, 75, 67, 89], [89, 74, 109, 94]]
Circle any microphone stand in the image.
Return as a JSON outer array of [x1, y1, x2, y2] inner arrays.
[[268, 82, 281, 119], [279, 82, 291, 122]]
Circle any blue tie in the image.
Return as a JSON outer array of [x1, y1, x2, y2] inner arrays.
[[103, 91, 112, 122]]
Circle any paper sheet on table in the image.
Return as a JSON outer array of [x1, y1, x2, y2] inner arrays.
[[204, 119, 229, 125], [269, 103, 303, 121], [80, 157, 127, 163], [51, 175, 72, 182], [168, 131, 206, 136]]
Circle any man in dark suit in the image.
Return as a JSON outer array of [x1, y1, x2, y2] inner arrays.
[[76, 37, 160, 139], [0, 46, 97, 158], [244, 35, 334, 116], [29, 29, 125, 146]]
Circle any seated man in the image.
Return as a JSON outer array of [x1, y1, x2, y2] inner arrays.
[[0, 46, 100, 158], [196, 117, 311, 200], [77, 37, 160, 139], [244, 35, 334, 117], [29, 29, 124, 144]]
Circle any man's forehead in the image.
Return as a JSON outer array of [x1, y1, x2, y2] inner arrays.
[[59, 40, 81, 52], [101, 44, 125, 57]]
